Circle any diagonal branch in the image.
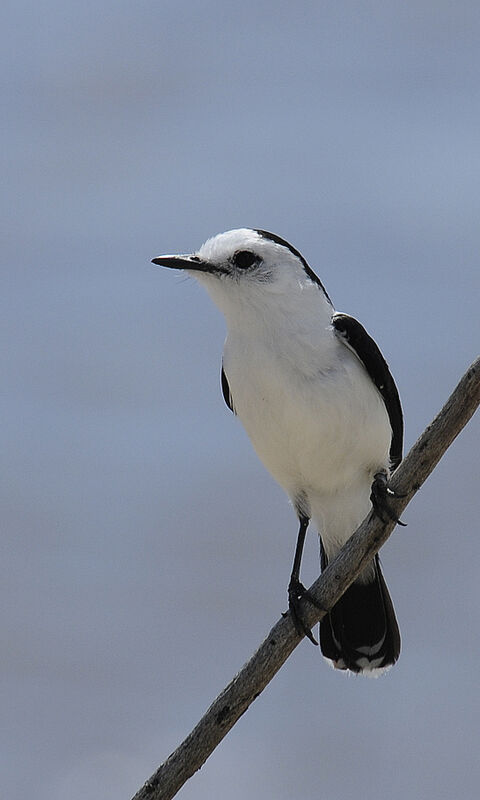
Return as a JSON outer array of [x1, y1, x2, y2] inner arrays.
[[132, 356, 480, 800]]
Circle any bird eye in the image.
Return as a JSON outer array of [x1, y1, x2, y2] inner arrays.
[[232, 250, 258, 269]]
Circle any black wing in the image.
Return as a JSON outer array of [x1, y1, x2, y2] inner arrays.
[[332, 313, 403, 469], [221, 364, 235, 414]]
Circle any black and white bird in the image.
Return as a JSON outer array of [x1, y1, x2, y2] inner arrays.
[[153, 228, 403, 675]]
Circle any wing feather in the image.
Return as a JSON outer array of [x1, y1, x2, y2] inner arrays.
[[332, 313, 403, 468]]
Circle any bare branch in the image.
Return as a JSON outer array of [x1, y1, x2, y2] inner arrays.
[[132, 356, 480, 800]]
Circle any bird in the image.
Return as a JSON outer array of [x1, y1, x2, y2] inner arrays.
[[152, 228, 403, 675]]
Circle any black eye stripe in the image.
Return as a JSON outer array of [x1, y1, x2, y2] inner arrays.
[[232, 250, 258, 269]]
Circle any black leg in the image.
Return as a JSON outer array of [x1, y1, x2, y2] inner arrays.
[[286, 515, 325, 645], [291, 514, 309, 583]]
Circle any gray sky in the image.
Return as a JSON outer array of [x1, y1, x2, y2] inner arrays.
[[2, 2, 480, 798]]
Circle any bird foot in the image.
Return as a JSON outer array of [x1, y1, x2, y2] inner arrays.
[[370, 471, 407, 526], [283, 576, 325, 645]]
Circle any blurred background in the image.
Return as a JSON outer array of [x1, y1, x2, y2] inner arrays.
[[2, 2, 480, 798]]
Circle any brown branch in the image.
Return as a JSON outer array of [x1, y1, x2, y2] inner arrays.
[[132, 356, 480, 800]]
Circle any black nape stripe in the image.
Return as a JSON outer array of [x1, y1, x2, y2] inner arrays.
[[255, 229, 332, 304]]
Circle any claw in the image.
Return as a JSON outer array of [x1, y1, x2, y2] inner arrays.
[[286, 577, 325, 645], [371, 472, 407, 526]]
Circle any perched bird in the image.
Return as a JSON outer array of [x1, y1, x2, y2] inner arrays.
[[153, 228, 403, 675]]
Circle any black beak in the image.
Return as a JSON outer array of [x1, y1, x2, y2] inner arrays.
[[151, 254, 212, 272]]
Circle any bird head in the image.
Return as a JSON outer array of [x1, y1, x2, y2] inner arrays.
[[152, 228, 332, 320]]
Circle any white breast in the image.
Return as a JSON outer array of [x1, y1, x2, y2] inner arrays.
[[223, 325, 391, 503]]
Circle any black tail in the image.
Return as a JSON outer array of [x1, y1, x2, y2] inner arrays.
[[319, 551, 400, 675]]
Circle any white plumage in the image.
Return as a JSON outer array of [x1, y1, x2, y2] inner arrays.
[[197, 230, 391, 569], [153, 227, 402, 675]]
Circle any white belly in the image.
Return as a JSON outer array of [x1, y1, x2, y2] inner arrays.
[[223, 332, 391, 554]]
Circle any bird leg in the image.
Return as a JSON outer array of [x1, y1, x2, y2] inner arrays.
[[285, 516, 325, 645], [370, 470, 407, 526]]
